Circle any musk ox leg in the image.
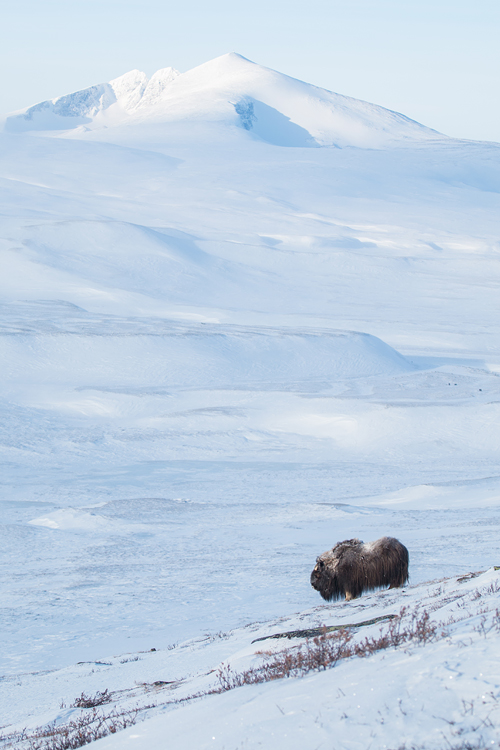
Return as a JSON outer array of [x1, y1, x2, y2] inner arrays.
[[345, 591, 356, 601]]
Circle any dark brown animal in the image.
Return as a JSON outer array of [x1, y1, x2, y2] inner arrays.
[[310, 537, 409, 601]]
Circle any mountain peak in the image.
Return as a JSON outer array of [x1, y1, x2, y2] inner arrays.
[[109, 69, 149, 110], [220, 52, 253, 62]]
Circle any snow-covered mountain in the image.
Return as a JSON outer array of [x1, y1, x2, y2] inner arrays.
[[3, 52, 443, 147]]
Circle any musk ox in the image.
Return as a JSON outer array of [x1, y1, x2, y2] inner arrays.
[[310, 536, 409, 601]]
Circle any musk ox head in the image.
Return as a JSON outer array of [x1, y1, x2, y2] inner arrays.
[[311, 536, 409, 602]]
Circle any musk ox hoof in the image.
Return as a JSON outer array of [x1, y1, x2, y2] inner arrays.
[[311, 536, 409, 602]]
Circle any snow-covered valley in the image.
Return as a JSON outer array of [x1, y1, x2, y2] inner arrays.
[[1, 53, 500, 748]]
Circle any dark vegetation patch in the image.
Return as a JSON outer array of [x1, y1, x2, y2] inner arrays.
[[251, 612, 397, 643]]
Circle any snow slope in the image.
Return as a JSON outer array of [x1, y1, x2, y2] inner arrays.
[[3, 53, 443, 147], [3, 569, 500, 750], [1, 53, 500, 749]]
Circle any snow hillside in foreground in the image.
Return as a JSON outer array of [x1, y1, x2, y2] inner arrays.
[[4, 570, 500, 750], [3, 52, 444, 147], [1, 52, 500, 748]]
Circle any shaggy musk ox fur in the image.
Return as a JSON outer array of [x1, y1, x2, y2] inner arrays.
[[310, 537, 409, 601]]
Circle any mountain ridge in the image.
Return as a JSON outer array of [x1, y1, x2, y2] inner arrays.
[[3, 52, 445, 148]]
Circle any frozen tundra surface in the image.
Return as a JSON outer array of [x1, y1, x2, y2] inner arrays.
[[3, 569, 500, 750]]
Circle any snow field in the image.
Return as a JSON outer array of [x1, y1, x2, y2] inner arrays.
[[1, 52, 500, 748]]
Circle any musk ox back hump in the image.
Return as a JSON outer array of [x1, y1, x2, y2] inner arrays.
[[310, 536, 409, 601]]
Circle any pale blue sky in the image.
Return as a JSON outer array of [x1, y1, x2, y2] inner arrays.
[[2, 0, 499, 141]]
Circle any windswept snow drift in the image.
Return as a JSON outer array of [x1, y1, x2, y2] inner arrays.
[[0, 325, 412, 390], [28, 507, 124, 532]]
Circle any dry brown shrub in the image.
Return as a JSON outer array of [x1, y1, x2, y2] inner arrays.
[[217, 608, 440, 692], [0, 708, 138, 750], [70, 691, 111, 709]]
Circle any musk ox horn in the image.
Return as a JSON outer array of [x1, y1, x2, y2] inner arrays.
[[310, 536, 409, 602]]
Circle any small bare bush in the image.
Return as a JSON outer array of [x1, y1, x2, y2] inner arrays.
[[493, 608, 500, 632], [485, 581, 500, 594], [71, 691, 111, 709]]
